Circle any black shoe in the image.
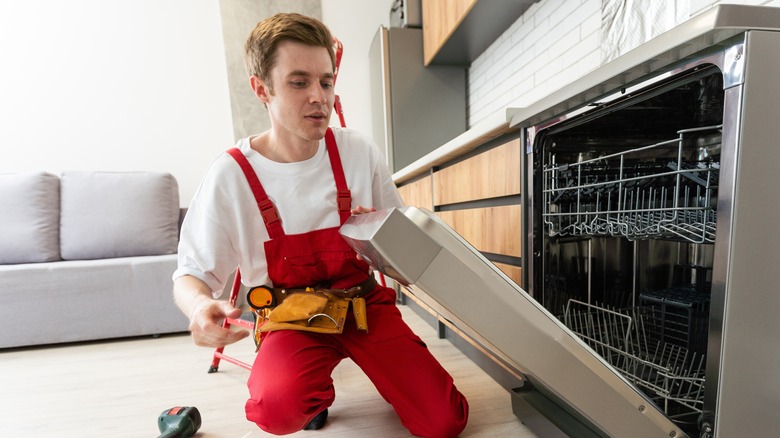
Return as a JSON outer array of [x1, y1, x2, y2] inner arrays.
[[303, 409, 328, 431]]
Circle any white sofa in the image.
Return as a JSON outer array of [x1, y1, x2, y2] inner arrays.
[[0, 171, 189, 348]]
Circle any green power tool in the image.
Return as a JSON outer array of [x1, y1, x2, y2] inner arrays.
[[157, 406, 202, 438]]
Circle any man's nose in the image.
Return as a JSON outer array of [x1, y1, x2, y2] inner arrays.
[[310, 85, 328, 104]]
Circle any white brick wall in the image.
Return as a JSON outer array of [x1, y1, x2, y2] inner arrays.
[[468, 0, 780, 128]]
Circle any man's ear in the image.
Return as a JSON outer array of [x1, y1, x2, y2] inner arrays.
[[249, 75, 271, 104]]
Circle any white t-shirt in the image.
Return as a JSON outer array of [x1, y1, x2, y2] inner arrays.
[[173, 127, 404, 296]]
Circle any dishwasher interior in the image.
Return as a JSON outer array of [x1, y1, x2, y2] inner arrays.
[[530, 65, 723, 434]]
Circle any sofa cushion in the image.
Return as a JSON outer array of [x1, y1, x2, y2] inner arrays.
[[60, 171, 180, 260], [0, 172, 61, 264]]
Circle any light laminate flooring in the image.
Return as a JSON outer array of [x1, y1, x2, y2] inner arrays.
[[0, 305, 538, 437]]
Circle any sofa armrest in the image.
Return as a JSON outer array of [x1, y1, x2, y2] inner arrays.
[[0, 172, 61, 264]]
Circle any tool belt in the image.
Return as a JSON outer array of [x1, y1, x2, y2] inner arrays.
[[247, 276, 377, 347]]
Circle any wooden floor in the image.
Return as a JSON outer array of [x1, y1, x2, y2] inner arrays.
[[0, 305, 539, 437]]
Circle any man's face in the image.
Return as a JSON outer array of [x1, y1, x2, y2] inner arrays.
[[260, 40, 335, 144]]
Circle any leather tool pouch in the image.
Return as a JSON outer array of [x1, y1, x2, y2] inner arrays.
[[248, 281, 374, 348], [261, 290, 351, 334]]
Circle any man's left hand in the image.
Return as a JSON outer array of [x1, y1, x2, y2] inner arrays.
[[350, 205, 376, 215]]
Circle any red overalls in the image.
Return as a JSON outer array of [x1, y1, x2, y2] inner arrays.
[[229, 129, 469, 437]]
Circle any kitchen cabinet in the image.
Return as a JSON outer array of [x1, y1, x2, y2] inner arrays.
[[390, 107, 522, 394], [396, 135, 522, 285], [421, 0, 538, 66]]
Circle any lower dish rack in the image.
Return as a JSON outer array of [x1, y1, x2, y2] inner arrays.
[[563, 298, 707, 426]]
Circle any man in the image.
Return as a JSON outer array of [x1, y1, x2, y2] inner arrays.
[[173, 12, 469, 437]]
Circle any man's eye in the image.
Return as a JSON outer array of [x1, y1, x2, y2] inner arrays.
[[291, 81, 307, 87], [321, 82, 334, 90]]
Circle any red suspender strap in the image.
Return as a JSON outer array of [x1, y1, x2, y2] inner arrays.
[[226, 148, 284, 239], [324, 128, 352, 224]]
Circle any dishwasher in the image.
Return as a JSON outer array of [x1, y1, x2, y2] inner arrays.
[[341, 5, 780, 438]]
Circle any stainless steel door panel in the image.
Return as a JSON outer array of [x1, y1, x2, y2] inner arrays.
[[340, 206, 686, 438]]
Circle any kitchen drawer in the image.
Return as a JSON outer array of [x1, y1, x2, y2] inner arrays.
[[436, 205, 521, 257], [434, 138, 520, 205], [493, 261, 522, 286]]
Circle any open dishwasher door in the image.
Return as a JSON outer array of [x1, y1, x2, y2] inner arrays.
[[340, 206, 686, 438]]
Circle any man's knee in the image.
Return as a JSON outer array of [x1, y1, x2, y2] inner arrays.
[[406, 398, 469, 438], [245, 397, 311, 435]]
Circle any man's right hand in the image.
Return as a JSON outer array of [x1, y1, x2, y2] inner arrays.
[[174, 275, 250, 348], [187, 298, 250, 347]]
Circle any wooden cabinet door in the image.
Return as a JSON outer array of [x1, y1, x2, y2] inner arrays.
[[434, 139, 521, 205], [397, 175, 433, 211]]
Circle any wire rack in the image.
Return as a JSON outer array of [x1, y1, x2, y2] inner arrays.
[[564, 299, 706, 424], [543, 125, 721, 244]]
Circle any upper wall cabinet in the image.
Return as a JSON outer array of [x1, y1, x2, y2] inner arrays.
[[422, 0, 539, 66]]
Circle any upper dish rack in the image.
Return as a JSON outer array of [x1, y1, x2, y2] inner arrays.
[[543, 125, 721, 244]]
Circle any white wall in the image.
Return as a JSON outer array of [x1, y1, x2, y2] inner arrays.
[[0, 0, 234, 206], [0, 0, 395, 206]]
